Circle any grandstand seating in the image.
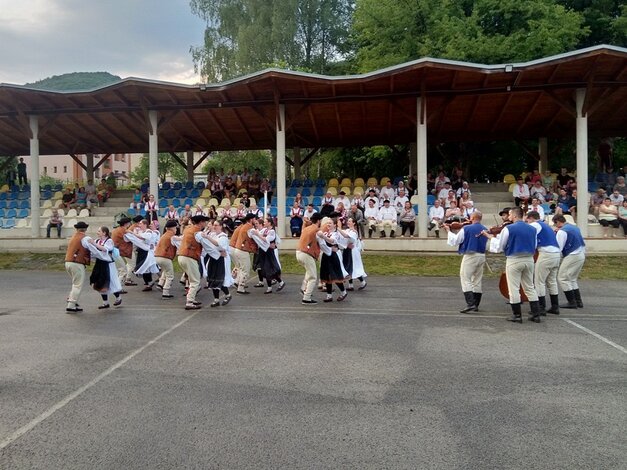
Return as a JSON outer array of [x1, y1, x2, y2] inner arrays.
[[328, 178, 339, 188], [366, 177, 378, 188]]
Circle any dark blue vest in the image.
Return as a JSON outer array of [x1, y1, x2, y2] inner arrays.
[[561, 223, 585, 256], [504, 221, 536, 256], [536, 221, 559, 248], [459, 223, 487, 254]]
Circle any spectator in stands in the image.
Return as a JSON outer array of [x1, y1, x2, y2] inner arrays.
[[380, 181, 396, 202], [247, 173, 261, 199], [74, 187, 88, 211], [555, 188, 575, 215], [207, 205, 218, 222], [165, 205, 179, 223], [525, 169, 542, 186], [240, 192, 251, 208], [590, 188, 608, 218], [619, 200, 627, 237], [528, 197, 545, 220], [303, 203, 317, 226], [180, 204, 192, 221], [393, 189, 409, 215], [290, 200, 304, 237], [597, 139, 613, 172], [320, 191, 335, 216], [445, 189, 457, 209], [512, 177, 530, 207], [609, 189, 624, 206], [85, 179, 98, 207], [434, 171, 450, 195], [445, 200, 463, 222], [334, 191, 350, 209], [619, 166, 627, 179], [6, 166, 16, 187], [336, 202, 348, 228], [140, 178, 149, 195], [129, 189, 144, 211], [407, 173, 417, 195], [557, 168, 574, 189], [530, 180, 548, 203], [259, 178, 273, 204], [145, 194, 159, 226], [239, 168, 250, 190], [451, 169, 465, 191], [17, 157, 27, 185], [210, 176, 224, 202], [364, 199, 379, 238], [234, 203, 248, 226], [396, 181, 407, 196], [598, 197, 620, 237], [223, 177, 237, 201], [217, 168, 227, 183], [614, 176, 627, 197], [438, 182, 453, 204], [377, 199, 397, 237], [194, 204, 205, 216], [227, 168, 238, 183], [248, 203, 263, 219], [459, 192, 476, 219], [61, 189, 75, 209], [97, 178, 110, 203], [218, 201, 235, 233], [456, 181, 471, 200], [426, 172, 435, 194], [365, 188, 379, 208], [428, 199, 445, 238], [541, 170, 555, 191], [351, 192, 365, 211], [349, 203, 366, 238], [399, 201, 416, 237], [207, 168, 217, 185], [46, 208, 63, 238]]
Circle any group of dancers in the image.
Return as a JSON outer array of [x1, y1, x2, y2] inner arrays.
[[445, 207, 586, 323], [63, 210, 368, 312]]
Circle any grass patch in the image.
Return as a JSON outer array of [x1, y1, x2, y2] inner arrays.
[[0, 252, 625, 280]]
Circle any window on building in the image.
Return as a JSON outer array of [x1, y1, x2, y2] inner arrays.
[[53, 166, 57, 173], [43, 166, 47, 175], [63, 166, 67, 173], [104, 160, 110, 169]]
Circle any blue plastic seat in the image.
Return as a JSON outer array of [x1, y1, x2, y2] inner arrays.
[[303, 179, 314, 188], [0, 193, 6, 200], [413, 204, 419, 214], [166, 189, 176, 199], [195, 181, 205, 189], [269, 207, 278, 217], [53, 184, 63, 192], [290, 179, 302, 188], [178, 189, 188, 199], [41, 191, 52, 200], [17, 209, 29, 218], [587, 182, 599, 193], [183, 181, 193, 190], [286, 197, 295, 207], [3, 218, 16, 229], [127, 208, 136, 216], [158, 189, 166, 198], [159, 199, 168, 208], [173, 182, 182, 190], [315, 179, 326, 187], [312, 196, 322, 206], [140, 208, 147, 217], [8, 200, 18, 209], [6, 208, 17, 218], [18, 200, 29, 209], [0, 201, 6, 209], [172, 199, 181, 208], [257, 197, 265, 208], [301, 187, 312, 197], [427, 195, 436, 205], [313, 187, 325, 197], [183, 198, 193, 207], [161, 182, 171, 190], [0, 209, 4, 217], [190, 189, 200, 199], [17, 191, 30, 200], [541, 203, 552, 215], [43, 184, 52, 191], [287, 187, 299, 197]]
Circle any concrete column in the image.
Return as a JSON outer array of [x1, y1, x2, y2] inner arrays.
[[29, 116, 41, 238], [293, 147, 301, 180], [86, 153, 94, 183], [416, 98, 428, 238], [575, 89, 588, 236], [186, 151, 194, 182], [148, 111, 159, 203], [538, 137, 548, 174], [409, 142, 417, 178], [276, 104, 286, 238]]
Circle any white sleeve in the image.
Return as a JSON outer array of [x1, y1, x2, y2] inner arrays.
[[494, 227, 509, 253], [556, 230, 567, 251], [447, 228, 465, 247]]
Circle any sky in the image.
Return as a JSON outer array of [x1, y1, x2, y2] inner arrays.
[[0, 0, 207, 85]]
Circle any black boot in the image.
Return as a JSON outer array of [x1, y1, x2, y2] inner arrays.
[[473, 292, 482, 311], [573, 289, 583, 308], [460, 291, 476, 313], [380, 231, 386, 238], [560, 290, 578, 309], [368, 228, 372, 238], [546, 294, 560, 315], [508, 303, 523, 323], [390, 230, 395, 238], [538, 296, 546, 316], [528, 300, 541, 323]]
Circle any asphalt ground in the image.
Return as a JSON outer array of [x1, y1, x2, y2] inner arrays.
[[0, 270, 625, 470]]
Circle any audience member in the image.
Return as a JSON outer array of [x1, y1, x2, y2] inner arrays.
[[130, 188, 143, 210], [455, 181, 471, 200], [557, 168, 574, 189], [351, 192, 365, 210], [525, 169, 542, 186], [290, 201, 304, 237], [365, 188, 379, 208], [364, 199, 379, 238], [393, 189, 409, 215], [46, 208, 63, 238], [349, 203, 366, 238], [598, 197, 620, 237], [529, 180, 548, 202], [17, 157, 27, 185], [609, 189, 624, 207], [589, 188, 607, 218], [541, 170, 555, 191], [459, 192, 476, 219], [223, 177, 237, 200], [379, 181, 396, 202], [399, 201, 416, 237], [433, 171, 450, 195], [61, 189, 75, 209], [614, 176, 627, 197], [445, 200, 463, 222], [240, 192, 251, 208], [528, 197, 545, 220], [512, 177, 530, 207], [428, 199, 445, 238], [618, 200, 627, 237], [334, 191, 350, 209], [438, 181, 453, 203], [377, 199, 397, 238]]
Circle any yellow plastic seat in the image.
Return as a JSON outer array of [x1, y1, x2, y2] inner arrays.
[[200, 189, 211, 198], [366, 177, 378, 188], [353, 187, 364, 196], [508, 183, 516, 193], [353, 178, 365, 188], [208, 198, 219, 208], [326, 187, 338, 196], [328, 178, 339, 188], [380, 177, 390, 186], [340, 178, 352, 188], [503, 174, 516, 184], [195, 198, 206, 207], [340, 186, 351, 195]]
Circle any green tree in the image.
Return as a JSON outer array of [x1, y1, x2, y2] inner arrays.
[[353, 0, 587, 71], [556, 1, 627, 47], [25, 72, 121, 91], [130, 153, 188, 185], [200, 150, 272, 177], [189, 0, 353, 81]]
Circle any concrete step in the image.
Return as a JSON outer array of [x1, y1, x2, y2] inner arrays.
[[472, 192, 512, 203]]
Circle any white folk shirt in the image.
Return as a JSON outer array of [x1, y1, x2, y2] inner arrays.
[[528, 204, 545, 220], [365, 196, 379, 208], [378, 206, 397, 221], [393, 195, 409, 213], [364, 206, 379, 220], [334, 196, 350, 208], [428, 205, 444, 222], [380, 187, 395, 202], [513, 184, 530, 199]]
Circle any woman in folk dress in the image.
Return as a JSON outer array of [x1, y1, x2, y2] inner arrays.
[[88, 226, 123, 309]]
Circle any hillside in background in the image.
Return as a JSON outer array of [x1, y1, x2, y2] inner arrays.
[[25, 72, 122, 91]]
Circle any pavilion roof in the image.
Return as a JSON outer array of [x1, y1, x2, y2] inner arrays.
[[0, 44, 625, 156]]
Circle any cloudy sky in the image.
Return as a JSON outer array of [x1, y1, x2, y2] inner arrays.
[[0, 0, 207, 85]]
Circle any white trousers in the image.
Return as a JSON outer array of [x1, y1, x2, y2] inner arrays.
[[506, 255, 538, 304], [178, 256, 200, 304], [534, 251, 561, 297], [460, 253, 485, 293], [156, 257, 174, 295], [232, 248, 251, 291], [65, 262, 86, 305], [115, 256, 134, 284], [558, 252, 585, 291], [296, 250, 318, 301]]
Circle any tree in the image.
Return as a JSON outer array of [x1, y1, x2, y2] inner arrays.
[[556, 1, 627, 47], [189, 0, 353, 81], [130, 153, 188, 185], [25, 72, 121, 91], [352, 0, 588, 71], [200, 150, 272, 177]]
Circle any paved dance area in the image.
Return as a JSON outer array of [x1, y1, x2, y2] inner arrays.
[[0, 271, 625, 469]]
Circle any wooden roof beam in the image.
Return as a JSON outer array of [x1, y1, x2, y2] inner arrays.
[[181, 111, 213, 148], [65, 115, 113, 150], [69, 153, 88, 171], [93, 154, 112, 170], [204, 109, 236, 147], [516, 92, 543, 135]]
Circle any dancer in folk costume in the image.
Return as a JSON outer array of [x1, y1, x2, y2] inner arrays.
[[343, 217, 367, 291], [249, 217, 285, 294], [64, 221, 92, 313], [178, 215, 209, 310], [154, 220, 181, 299], [144, 194, 159, 226], [318, 217, 349, 302], [231, 213, 258, 294], [87, 226, 123, 309], [111, 217, 135, 290], [199, 220, 233, 307], [125, 219, 160, 290]]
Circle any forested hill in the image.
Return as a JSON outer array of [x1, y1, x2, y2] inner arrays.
[[25, 72, 122, 91]]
